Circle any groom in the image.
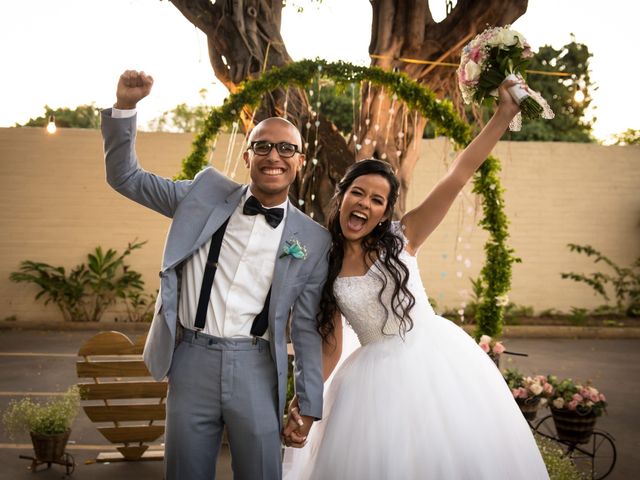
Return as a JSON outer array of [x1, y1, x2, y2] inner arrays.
[[101, 70, 329, 479]]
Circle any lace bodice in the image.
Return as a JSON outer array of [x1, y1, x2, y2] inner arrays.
[[334, 223, 434, 346]]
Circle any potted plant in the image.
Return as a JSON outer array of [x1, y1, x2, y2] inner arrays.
[[2, 386, 80, 463], [503, 369, 553, 421], [548, 377, 607, 444]]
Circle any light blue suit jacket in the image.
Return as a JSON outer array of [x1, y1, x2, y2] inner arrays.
[[101, 110, 330, 421]]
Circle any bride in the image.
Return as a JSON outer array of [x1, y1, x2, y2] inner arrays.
[[281, 79, 549, 479]]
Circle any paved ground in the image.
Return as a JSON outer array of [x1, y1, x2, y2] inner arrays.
[[0, 329, 638, 479]]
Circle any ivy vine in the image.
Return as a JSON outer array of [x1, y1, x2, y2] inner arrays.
[[179, 58, 517, 339]]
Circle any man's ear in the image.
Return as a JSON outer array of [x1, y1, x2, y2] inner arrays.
[[243, 150, 250, 168], [297, 153, 305, 171]]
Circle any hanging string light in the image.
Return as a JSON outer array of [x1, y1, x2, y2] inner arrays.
[[230, 109, 258, 180], [206, 135, 219, 167], [222, 121, 239, 176], [381, 93, 399, 160]]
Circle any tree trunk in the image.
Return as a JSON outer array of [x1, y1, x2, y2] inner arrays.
[[170, 0, 528, 221]]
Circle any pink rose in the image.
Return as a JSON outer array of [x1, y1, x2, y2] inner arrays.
[[568, 400, 578, 411], [590, 393, 600, 403], [492, 342, 505, 354], [511, 388, 524, 399], [572, 393, 583, 402], [543, 383, 553, 394], [479, 342, 490, 353], [599, 393, 607, 402], [470, 46, 482, 63]]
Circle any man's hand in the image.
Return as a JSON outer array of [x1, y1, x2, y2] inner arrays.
[[282, 397, 314, 448], [114, 70, 154, 110]]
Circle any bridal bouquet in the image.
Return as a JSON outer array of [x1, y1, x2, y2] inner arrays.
[[457, 25, 554, 130]]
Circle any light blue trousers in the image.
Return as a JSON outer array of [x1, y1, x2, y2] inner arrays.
[[165, 329, 281, 480]]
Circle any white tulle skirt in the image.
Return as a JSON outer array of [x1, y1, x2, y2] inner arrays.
[[283, 315, 549, 480]]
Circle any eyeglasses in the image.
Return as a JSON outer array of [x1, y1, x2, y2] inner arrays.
[[248, 141, 302, 158]]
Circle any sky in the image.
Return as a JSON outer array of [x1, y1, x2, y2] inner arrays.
[[1, 0, 637, 143]]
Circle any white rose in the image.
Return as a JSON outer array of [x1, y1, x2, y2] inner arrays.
[[464, 60, 481, 82], [479, 335, 492, 345], [500, 29, 520, 46], [496, 294, 509, 307], [487, 30, 505, 47], [530, 383, 543, 396], [487, 28, 525, 48], [552, 398, 565, 409]]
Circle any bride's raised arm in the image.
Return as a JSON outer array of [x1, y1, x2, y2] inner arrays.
[[401, 79, 521, 255]]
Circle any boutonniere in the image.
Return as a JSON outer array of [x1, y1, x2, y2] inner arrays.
[[279, 239, 308, 260]]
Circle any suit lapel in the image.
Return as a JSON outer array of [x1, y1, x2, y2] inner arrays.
[[268, 205, 300, 326], [162, 185, 247, 271]]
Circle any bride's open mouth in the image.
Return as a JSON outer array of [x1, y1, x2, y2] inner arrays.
[[346, 211, 368, 232]]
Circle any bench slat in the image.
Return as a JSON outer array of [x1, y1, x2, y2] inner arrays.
[[83, 404, 166, 422], [77, 360, 151, 378], [78, 382, 167, 400], [77, 331, 145, 356], [98, 425, 165, 443]]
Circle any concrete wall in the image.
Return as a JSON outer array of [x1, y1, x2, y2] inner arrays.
[[1, 126, 638, 321]]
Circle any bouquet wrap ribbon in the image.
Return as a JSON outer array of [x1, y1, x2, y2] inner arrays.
[[503, 74, 554, 131], [505, 73, 530, 104]]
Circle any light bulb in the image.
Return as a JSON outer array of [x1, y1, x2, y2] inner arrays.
[[46, 115, 57, 134], [573, 90, 585, 103]]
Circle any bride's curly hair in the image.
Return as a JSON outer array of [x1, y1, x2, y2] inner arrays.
[[317, 159, 415, 343]]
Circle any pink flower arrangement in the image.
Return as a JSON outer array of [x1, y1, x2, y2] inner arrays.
[[457, 25, 554, 130], [477, 335, 504, 355], [548, 376, 607, 417], [504, 370, 553, 405]]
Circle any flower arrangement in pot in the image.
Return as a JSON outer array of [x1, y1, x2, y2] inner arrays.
[[547, 377, 607, 444], [2, 386, 80, 463], [503, 369, 553, 421]]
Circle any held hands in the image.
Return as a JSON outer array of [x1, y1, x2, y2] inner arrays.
[[114, 70, 154, 110], [282, 396, 314, 448]]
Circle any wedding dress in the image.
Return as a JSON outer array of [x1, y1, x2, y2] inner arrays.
[[283, 223, 549, 479]]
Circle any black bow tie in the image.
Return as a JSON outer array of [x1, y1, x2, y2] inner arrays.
[[243, 195, 284, 228]]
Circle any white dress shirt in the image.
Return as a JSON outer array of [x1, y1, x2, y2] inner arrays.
[[112, 107, 287, 340], [177, 189, 286, 340]]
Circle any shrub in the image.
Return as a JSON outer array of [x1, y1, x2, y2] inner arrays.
[[10, 241, 152, 322]]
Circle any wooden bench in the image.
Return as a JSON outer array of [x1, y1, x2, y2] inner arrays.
[[76, 331, 167, 462]]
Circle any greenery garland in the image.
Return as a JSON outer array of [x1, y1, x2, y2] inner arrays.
[[180, 58, 517, 339]]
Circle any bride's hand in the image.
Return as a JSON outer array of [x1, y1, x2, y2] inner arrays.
[[495, 77, 522, 121], [282, 398, 313, 448]]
